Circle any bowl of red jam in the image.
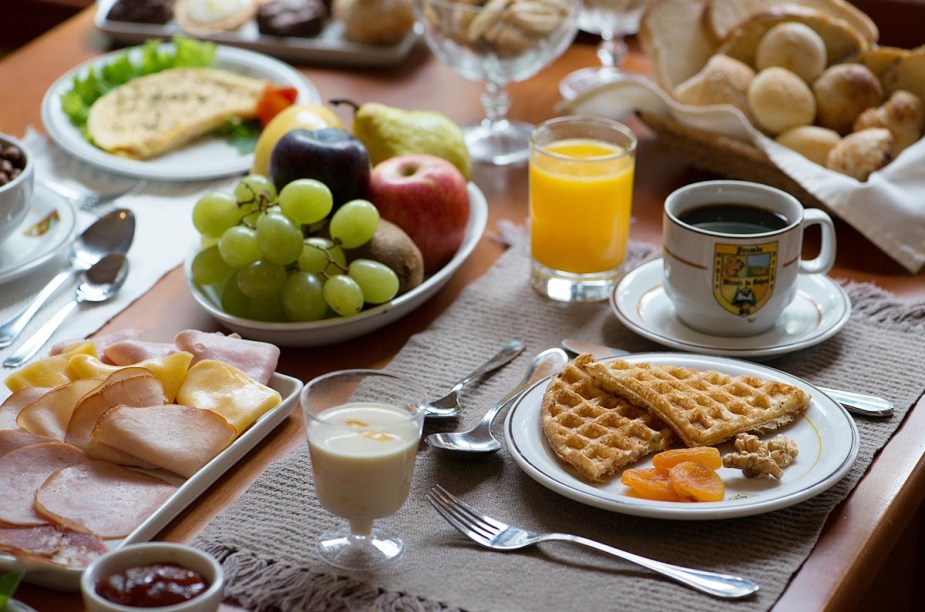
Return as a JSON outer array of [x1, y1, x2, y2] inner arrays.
[[80, 543, 223, 612]]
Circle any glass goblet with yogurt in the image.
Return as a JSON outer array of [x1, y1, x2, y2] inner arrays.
[[301, 369, 426, 571]]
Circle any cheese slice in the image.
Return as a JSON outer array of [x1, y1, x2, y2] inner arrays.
[[86, 66, 267, 159]]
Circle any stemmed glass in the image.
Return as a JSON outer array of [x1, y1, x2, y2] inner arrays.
[[415, 0, 580, 166], [301, 369, 427, 571], [558, 0, 657, 100]]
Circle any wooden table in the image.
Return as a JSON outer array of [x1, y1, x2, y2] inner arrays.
[[2, 7, 924, 611]]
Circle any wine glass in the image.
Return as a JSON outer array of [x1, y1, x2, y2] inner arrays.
[[559, 0, 657, 100], [301, 369, 426, 571], [415, 0, 580, 166]]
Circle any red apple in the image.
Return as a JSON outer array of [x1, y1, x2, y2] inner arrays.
[[368, 153, 470, 273]]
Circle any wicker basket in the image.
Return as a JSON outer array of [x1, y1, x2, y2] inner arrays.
[[637, 110, 828, 210]]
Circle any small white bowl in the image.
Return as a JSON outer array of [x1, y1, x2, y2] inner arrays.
[[0, 132, 33, 244], [80, 543, 224, 612]]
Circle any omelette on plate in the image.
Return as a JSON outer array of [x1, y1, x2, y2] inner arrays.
[[86, 66, 267, 159]]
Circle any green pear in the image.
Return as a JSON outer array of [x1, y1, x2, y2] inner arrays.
[[337, 100, 472, 180]]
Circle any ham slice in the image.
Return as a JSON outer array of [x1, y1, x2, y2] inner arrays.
[[35, 459, 176, 539], [50, 328, 143, 362], [16, 378, 101, 440], [92, 404, 236, 478], [0, 524, 107, 568], [0, 441, 87, 525], [0, 429, 56, 458], [104, 340, 180, 366], [175, 329, 279, 385], [0, 386, 52, 430], [66, 368, 164, 467]]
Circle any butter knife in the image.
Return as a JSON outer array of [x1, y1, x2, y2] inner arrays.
[[560, 338, 894, 418]]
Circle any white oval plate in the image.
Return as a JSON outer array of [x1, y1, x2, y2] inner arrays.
[[609, 258, 851, 359], [186, 182, 488, 346], [41, 43, 320, 181], [504, 352, 859, 520], [0, 371, 301, 591], [0, 186, 77, 284]]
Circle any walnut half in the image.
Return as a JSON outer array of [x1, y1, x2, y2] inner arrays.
[[722, 433, 799, 479]]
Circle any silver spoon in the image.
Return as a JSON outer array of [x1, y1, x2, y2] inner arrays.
[[0, 209, 135, 348], [426, 348, 569, 454], [4, 253, 129, 368], [426, 340, 526, 418]]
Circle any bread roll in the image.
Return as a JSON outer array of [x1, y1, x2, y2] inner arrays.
[[748, 67, 816, 135], [853, 90, 924, 153], [756, 22, 827, 83], [639, 0, 716, 91], [776, 125, 841, 165], [812, 64, 883, 134], [673, 55, 755, 116], [825, 127, 893, 180]]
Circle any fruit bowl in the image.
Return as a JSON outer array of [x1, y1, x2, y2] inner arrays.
[[185, 183, 487, 346]]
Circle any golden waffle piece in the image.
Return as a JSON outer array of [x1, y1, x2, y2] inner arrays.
[[586, 359, 811, 448], [540, 354, 674, 482]]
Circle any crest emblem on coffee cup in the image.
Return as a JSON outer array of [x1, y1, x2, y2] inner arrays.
[[712, 242, 777, 318]]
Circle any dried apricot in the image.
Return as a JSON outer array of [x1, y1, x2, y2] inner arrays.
[[652, 446, 722, 470], [621, 468, 681, 502], [668, 461, 725, 502]]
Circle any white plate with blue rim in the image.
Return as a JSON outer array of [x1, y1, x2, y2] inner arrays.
[[0, 186, 77, 285], [41, 42, 320, 181], [609, 258, 851, 359], [505, 352, 859, 520]]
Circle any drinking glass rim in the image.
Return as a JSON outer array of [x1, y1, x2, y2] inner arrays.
[[301, 368, 427, 425], [531, 115, 638, 161]]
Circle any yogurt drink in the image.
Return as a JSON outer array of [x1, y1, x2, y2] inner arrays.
[[307, 402, 422, 529]]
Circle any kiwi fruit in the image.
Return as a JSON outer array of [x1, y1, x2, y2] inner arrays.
[[346, 219, 424, 295]]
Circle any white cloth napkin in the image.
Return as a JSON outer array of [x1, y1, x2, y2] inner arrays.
[[0, 130, 235, 396], [562, 75, 925, 274]]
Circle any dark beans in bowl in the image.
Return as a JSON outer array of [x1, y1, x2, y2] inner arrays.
[[0, 143, 26, 187]]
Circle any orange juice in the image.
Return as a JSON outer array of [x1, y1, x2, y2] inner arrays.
[[529, 138, 635, 274]]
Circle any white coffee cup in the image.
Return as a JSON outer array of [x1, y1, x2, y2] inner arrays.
[[662, 180, 836, 337]]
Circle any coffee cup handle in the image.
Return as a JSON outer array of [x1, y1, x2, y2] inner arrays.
[[799, 208, 837, 275]]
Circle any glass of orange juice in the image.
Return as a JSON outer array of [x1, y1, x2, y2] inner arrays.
[[529, 116, 637, 302]]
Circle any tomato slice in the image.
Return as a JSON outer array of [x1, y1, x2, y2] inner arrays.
[[256, 85, 299, 127]]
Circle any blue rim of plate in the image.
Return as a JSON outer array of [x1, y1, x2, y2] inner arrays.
[[504, 352, 859, 520], [609, 258, 852, 359]]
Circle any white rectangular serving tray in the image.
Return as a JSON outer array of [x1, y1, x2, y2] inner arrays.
[[93, 0, 418, 68], [0, 371, 303, 592]]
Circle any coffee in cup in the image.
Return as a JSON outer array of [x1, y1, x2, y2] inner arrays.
[[662, 180, 836, 337]]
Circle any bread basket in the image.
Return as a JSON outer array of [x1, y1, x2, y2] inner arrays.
[[636, 110, 828, 210]]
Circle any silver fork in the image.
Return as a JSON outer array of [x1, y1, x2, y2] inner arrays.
[[42, 179, 146, 212], [427, 485, 759, 600]]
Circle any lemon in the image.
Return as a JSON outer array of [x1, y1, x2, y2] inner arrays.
[[252, 104, 344, 177]]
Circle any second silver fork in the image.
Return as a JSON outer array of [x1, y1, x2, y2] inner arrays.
[[427, 485, 759, 600]]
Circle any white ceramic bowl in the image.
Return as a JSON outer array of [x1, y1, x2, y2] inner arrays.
[[80, 543, 224, 612], [0, 133, 34, 244], [185, 182, 488, 347]]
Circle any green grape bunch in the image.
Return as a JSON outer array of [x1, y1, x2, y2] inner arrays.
[[190, 173, 401, 322]]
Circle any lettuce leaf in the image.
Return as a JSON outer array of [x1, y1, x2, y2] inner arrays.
[[0, 571, 24, 609]]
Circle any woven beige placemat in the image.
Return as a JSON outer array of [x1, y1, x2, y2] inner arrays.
[[194, 241, 925, 612]]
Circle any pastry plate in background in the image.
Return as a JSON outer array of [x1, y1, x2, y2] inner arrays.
[[41, 42, 320, 181], [0, 372, 302, 591], [186, 182, 488, 347], [94, 0, 418, 68], [504, 352, 859, 520], [609, 258, 852, 359], [0, 186, 77, 285]]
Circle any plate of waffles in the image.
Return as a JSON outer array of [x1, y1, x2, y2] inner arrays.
[[504, 352, 859, 520], [609, 259, 851, 358]]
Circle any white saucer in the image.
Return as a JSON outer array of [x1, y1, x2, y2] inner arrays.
[[610, 258, 851, 359], [0, 186, 77, 284]]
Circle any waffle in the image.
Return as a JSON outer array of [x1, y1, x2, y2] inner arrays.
[[540, 354, 674, 482], [586, 359, 811, 448]]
